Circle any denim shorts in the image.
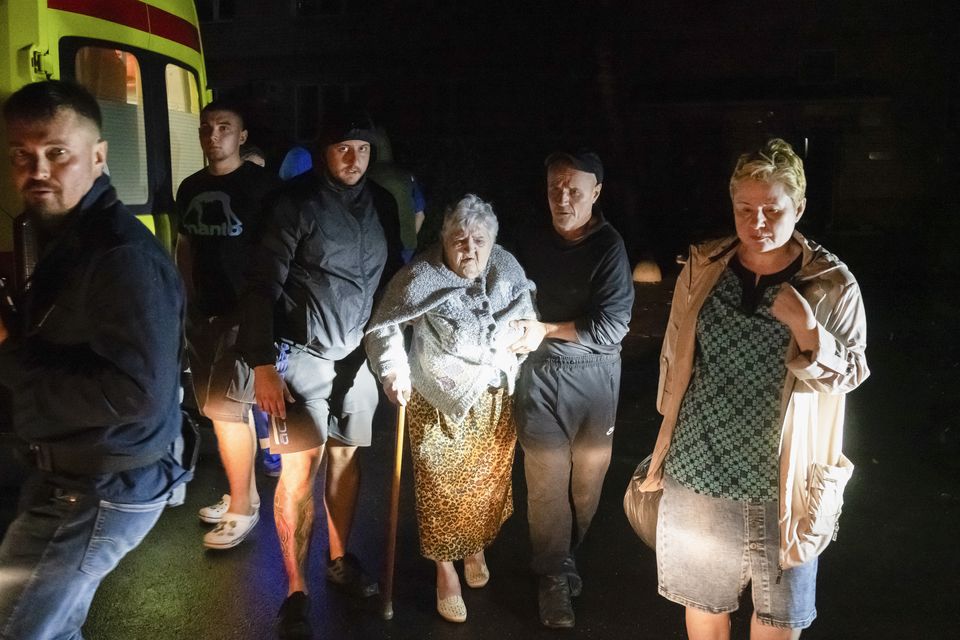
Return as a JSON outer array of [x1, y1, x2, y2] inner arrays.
[[656, 475, 818, 629]]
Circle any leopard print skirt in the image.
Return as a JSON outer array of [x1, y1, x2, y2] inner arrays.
[[406, 386, 516, 562]]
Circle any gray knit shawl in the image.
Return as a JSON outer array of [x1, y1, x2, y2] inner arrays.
[[365, 244, 537, 422]]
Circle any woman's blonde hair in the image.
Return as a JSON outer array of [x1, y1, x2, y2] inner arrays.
[[729, 138, 806, 205]]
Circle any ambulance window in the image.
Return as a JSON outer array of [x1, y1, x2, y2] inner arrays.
[[165, 65, 203, 198], [75, 47, 149, 205]]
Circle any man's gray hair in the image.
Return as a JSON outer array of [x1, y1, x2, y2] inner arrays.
[[441, 194, 499, 242]]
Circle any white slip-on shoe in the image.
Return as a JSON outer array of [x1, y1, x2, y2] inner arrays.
[[198, 494, 261, 524], [464, 560, 490, 588], [436, 590, 467, 623], [203, 510, 260, 550], [198, 494, 231, 523]]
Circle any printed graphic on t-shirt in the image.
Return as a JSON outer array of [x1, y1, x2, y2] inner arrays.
[[182, 191, 243, 237]]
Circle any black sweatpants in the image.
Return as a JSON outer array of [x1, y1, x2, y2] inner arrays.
[[515, 352, 621, 576]]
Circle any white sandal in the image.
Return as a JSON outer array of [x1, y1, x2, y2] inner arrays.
[[203, 510, 260, 550], [198, 494, 260, 524]]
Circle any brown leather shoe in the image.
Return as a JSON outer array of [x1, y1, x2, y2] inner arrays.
[[538, 574, 575, 628]]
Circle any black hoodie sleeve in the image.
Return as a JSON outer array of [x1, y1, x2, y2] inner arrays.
[[237, 191, 303, 367], [573, 232, 635, 347]]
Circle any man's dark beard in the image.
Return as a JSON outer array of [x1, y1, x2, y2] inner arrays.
[[28, 208, 70, 236], [22, 180, 69, 232]]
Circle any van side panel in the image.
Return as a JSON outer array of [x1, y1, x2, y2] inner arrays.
[[0, 0, 207, 274]]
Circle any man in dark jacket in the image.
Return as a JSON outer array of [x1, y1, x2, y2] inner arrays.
[[0, 81, 188, 639], [238, 110, 401, 638], [510, 150, 634, 629]]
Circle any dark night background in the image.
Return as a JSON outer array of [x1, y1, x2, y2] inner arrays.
[[1, 1, 959, 638], [199, 0, 959, 275], [182, 3, 958, 638]]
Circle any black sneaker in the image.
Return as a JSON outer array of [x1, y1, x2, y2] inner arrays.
[[326, 553, 379, 598], [562, 556, 582, 597], [538, 574, 575, 628], [277, 591, 311, 640]]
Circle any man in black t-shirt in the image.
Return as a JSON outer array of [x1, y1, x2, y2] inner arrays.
[[176, 100, 281, 550], [510, 151, 634, 629]]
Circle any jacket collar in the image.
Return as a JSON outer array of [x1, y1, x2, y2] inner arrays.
[[47, 173, 116, 231], [701, 230, 842, 280], [321, 169, 367, 196], [34, 174, 116, 255], [549, 210, 609, 246], [77, 173, 117, 213]]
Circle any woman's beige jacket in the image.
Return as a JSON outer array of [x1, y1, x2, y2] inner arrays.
[[640, 231, 869, 569]]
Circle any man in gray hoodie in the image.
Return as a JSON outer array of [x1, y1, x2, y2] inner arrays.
[[238, 109, 401, 639]]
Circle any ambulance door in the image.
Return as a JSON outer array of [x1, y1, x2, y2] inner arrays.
[[58, 38, 203, 252]]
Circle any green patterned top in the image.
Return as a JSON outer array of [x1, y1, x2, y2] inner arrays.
[[665, 255, 799, 501]]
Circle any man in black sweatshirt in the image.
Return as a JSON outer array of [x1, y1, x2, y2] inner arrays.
[[238, 110, 401, 639], [176, 99, 281, 550], [510, 150, 634, 629], [0, 80, 188, 639]]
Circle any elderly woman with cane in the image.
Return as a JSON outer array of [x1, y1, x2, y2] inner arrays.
[[640, 138, 869, 639], [366, 194, 536, 623]]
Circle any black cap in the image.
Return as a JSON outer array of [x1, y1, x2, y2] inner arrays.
[[318, 107, 376, 148], [544, 150, 603, 183]]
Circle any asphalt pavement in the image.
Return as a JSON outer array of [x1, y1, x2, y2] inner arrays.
[[3, 239, 959, 639]]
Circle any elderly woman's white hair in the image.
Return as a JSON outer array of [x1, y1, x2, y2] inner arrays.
[[440, 194, 499, 242]]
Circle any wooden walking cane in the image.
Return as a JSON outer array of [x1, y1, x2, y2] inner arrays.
[[381, 403, 406, 620]]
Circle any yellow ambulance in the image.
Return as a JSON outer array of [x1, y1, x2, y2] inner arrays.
[[0, 0, 210, 287]]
